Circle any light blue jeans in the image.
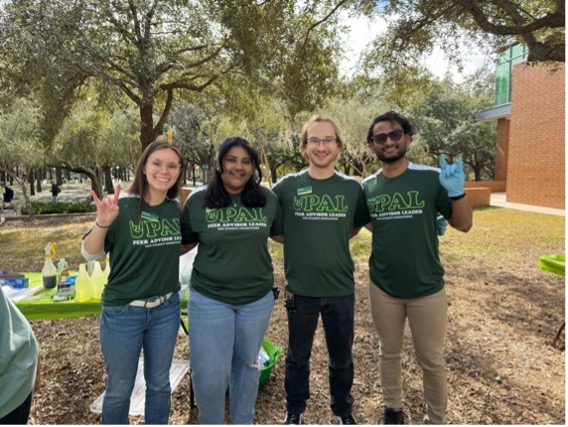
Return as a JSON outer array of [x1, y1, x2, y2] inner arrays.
[[189, 289, 274, 424], [99, 292, 180, 424]]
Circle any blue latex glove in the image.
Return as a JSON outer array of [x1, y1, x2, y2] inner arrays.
[[436, 215, 448, 236], [439, 154, 465, 197]]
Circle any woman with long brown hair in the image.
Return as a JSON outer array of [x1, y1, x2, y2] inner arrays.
[[82, 140, 184, 424]]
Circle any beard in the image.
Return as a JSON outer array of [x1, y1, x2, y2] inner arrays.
[[377, 146, 407, 163]]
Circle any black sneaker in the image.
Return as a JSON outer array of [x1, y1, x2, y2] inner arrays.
[[379, 408, 405, 424], [335, 414, 358, 424], [283, 412, 304, 425]]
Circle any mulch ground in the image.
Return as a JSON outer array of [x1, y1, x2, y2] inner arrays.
[[8, 215, 565, 425]]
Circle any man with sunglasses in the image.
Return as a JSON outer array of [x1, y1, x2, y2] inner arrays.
[[362, 111, 472, 424], [272, 114, 369, 425]]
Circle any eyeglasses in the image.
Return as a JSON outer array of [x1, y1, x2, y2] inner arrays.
[[371, 129, 404, 144], [307, 137, 337, 146], [148, 160, 181, 172]]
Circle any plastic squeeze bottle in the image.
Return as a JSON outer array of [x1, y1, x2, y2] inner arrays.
[[90, 261, 106, 302], [57, 258, 69, 285], [54, 259, 74, 300], [75, 263, 94, 302], [42, 242, 57, 289]]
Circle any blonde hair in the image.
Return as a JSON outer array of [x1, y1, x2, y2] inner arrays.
[[300, 114, 344, 151]]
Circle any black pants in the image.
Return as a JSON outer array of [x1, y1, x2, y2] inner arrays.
[[0, 391, 33, 425], [284, 294, 355, 416]]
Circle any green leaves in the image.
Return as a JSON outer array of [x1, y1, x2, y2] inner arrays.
[[2, 0, 351, 149], [369, 0, 564, 70], [20, 202, 96, 215], [409, 77, 496, 179], [0, 98, 44, 171]]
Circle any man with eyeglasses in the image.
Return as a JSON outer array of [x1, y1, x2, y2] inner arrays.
[[272, 114, 369, 425], [362, 111, 472, 425]]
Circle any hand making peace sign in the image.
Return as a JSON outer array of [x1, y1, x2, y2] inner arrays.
[[91, 184, 121, 228]]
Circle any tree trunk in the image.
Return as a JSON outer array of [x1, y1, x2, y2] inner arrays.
[[29, 169, 35, 196], [35, 169, 42, 194], [104, 166, 114, 194], [19, 171, 34, 221], [139, 103, 155, 150], [474, 166, 482, 181], [87, 171, 103, 199], [56, 167, 63, 185]]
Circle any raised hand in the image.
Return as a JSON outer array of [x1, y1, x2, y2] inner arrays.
[[91, 184, 121, 227], [439, 155, 465, 198]]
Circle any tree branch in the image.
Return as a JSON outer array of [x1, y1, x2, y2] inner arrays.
[[154, 89, 174, 136], [155, 43, 225, 75], [301, 0, 350, 51], [455, 0, 565, 35], [160, 72, 222, 93]]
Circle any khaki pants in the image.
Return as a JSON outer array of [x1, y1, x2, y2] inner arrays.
[[369, 282, 448, 424]]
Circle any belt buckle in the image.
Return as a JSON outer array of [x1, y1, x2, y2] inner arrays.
[[144, 295, 162, 309]]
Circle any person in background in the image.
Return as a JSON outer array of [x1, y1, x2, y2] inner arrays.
[[0, 286, 40, 425], [81, 140, 184, 424], [272, 114, 369, 425], [181, 136, 283, 424], [362, 111, 472, 424], [50, 181, 60, 204], [1, 183, 14, 211]]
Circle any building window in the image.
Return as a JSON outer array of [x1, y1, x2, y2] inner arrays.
[[495, 43, 528, 105]]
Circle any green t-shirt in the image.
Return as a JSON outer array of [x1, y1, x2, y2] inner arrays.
[[181, 185, 283, 305], [85, 194, 182, 306], [362, 163, 453, 299], [272, 170, 370, 297]]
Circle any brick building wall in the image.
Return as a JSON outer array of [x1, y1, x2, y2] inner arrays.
[[495, 118, 509, 182], [507, 63, 565, 209]]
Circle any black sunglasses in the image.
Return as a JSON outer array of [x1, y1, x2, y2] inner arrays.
[[371, 129, 404, 144]]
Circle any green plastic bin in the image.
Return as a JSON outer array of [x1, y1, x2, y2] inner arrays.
[[259, 339, 282, 388], [539, 254, 565, 277]]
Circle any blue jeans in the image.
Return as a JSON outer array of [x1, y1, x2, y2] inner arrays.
[[189, 289, 274, 424], [285, 294, 355, 416], [99, 292, 180, 424]]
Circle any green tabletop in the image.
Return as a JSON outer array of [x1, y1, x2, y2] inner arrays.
[[539, 254, 565, 277], [13, 273, 188, 321]]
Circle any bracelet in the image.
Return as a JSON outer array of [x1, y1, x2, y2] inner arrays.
[[450, 193, 466, 201], [95, 220, 111, 229]]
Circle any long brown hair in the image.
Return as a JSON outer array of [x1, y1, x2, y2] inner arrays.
[[126, 140, 184, 217]]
